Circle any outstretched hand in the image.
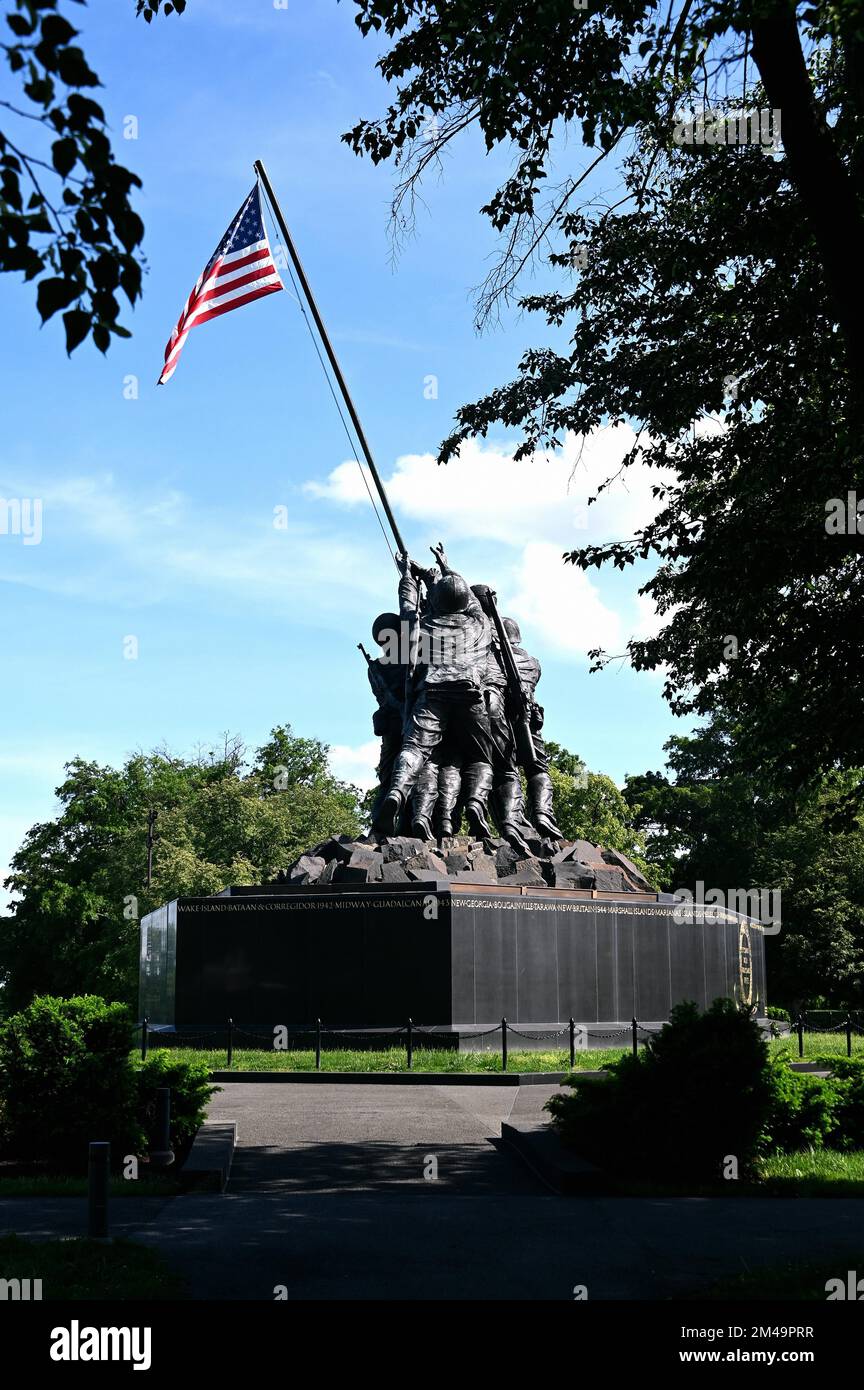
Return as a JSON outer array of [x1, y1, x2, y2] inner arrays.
[[430, 540, 449, 571]]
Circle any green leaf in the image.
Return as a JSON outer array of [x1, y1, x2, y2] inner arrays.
[[62, 307, 91, 354], [40, 15, 79, 48], [6, 14, 35, 38], [52, 138, 78, 178], [55, 46, 99, 88], [23, 76, 55, 105], [36, 276, 83, 322], [67, 93, 105, 128]]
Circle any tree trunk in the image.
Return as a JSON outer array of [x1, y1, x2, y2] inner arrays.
[[750, 0, 864, 386]]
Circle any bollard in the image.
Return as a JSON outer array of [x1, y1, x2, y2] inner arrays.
[[847, 1015, 853, 1058], [315, 1018, 322, 1071], [140, 1016, 149, 1062], [797, 1013, 805, 1058], [407, 1018, 413, 1071], [88, 1141, 110, 1239], [501, 1017, 508, 1072], [150, 1087, 174, 1168], [632, 1017, 639, 1057], [226, 1018, 234, 1069], [569, 1017, 576, 1069]]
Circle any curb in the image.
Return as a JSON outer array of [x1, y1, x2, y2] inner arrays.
[[209, 1070, 566, 1086], [180, 1122, 235, 1192], [500, 1122, 606, 1194]]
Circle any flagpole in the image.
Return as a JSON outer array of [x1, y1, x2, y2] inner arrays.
[[253, 159, 408, 561]]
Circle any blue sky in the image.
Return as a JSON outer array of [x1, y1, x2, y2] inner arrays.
[[0, 0, 687, 905]]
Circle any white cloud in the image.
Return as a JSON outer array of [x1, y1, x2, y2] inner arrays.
[[327, 739, 380, 789], [301, 428, 679, 667], [304, 426, 674, 550], [0, 471, 389, 620], [503, 542, 625, 658]]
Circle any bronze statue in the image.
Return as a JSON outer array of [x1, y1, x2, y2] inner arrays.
[[367, 542, 563, 849]]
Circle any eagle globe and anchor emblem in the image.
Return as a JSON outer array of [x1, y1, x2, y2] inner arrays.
[[737, 920, 755, 1008]]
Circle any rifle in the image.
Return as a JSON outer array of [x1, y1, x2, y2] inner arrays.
[[475, 586, 542, 777], [358, 642, 402, 716]]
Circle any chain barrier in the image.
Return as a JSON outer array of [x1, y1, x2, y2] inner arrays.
[[504, 1026, 570, 1041], [137, 1015, 863, 1064]]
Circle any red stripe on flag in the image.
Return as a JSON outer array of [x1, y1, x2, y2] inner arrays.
[[157, 183, 283, 384], [190, 280, 282, 327], [195, 264, 281, 308]]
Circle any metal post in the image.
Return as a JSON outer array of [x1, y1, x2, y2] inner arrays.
[[847, 1014, 853, 1058], [797, 1012, 805, 1058], [141, 1016, 148, 1062], [253, 160, 407, 559], [88, 1142, 110, 1239], [315, 1018, 322, 1071], [569, 1017, 576, 1069], [501, 1017, 508, 1072], [226, 1018, 234, 1069], [632, 1017, 639, 1057], [150, 1088, 174, 1169], [407, 1017, 413, 1071]]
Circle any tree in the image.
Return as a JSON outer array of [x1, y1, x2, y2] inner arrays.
[[345, 1, 864, 787], [545, 741, 653, 875], [624, 718, 864, 1005], [345, 0, 864, 376], [1, 0, 147, 352], [0, 726, 363, 1014]]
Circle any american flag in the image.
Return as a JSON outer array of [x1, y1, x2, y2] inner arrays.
[[158, 183, 283, 384]]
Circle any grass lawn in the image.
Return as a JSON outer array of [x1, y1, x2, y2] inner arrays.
[[158, 1044, 624, 1072], [152, 1032, 860, 1073], [756, 1148, 864, 1196], [0, 1234, 184, 1299], [612, 1150, 864, 1198]]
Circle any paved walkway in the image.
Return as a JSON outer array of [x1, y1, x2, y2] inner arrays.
[[2, 1082, 863, 1300], [208, 1081, 547, 1193]]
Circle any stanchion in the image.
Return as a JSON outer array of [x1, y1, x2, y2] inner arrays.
[[315, 1018, 322, 1070], [797, 1013, 805, 1058], [847, 1015, 853, 1058], [407, 1017, 413, 1070], [569, 1017, 576, 1068], [501, 1017, 508, 1072], [141, 1016, 148, 1062], [226, 1017, 234, 1069], [150, 1087, 174, 1168], [632, 1017, 638, 1057]]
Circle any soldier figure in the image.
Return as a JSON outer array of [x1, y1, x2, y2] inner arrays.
[[365, 611, 408, 826], [501, 615, 563, 841], [410, 744, 463, 840], [373, 543, 502, 838]]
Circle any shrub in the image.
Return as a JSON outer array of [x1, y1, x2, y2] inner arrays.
[[0, 995, 142, 1171], [762, 1060, 840, 1151], [547, 999, 774, 1182], [766, 1006, 790, 1022], [811, 1057, 864, 1151], [134, 1051, 216, 1164]]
